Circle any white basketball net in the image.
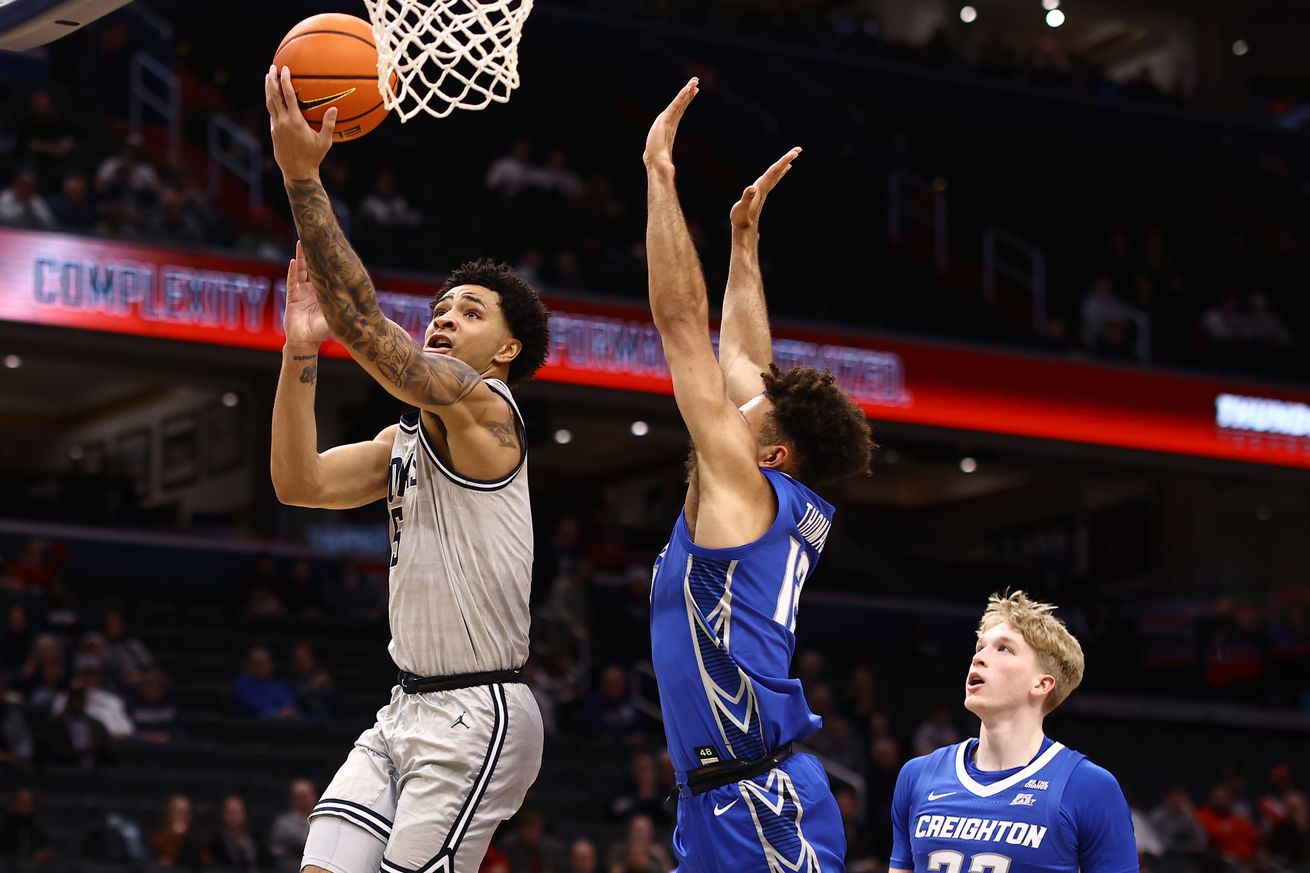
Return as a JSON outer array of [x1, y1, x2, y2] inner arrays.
[[363, 0, 534, 121]]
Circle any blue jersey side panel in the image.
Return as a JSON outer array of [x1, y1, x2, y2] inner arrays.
[[651, 468, 834, 780]]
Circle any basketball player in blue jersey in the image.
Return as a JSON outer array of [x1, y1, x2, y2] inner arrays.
[[643, 79, 875, 873], [889, 592, 1139, 873]]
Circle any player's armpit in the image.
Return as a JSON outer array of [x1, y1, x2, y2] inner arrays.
[[889, 867, 913, 873], [276, 425, 395, 509]]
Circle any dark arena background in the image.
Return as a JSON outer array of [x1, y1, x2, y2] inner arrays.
[[1, 0, 1309, 871]]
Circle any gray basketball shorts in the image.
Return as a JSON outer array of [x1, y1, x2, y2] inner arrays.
[[304, 681, 543, 873]]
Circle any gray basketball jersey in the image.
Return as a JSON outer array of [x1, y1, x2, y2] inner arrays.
[[384, 379, 532, 677]]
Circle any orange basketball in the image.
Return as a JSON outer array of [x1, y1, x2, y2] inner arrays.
[[272, 13, 392, 142]]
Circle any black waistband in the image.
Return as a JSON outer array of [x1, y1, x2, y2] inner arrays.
[[685, 743, 796, 795], [398, 668, 524, 694]]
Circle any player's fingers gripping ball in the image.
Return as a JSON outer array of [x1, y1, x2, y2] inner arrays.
[[272, 13, 396, 141]]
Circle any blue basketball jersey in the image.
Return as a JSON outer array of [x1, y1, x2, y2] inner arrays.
[[890, 739, 1139, 873], [651, 467, 834, 780]]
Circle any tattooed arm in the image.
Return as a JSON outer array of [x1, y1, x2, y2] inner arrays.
[[265, 65, 517, 479], [271, 245, 394, 508]]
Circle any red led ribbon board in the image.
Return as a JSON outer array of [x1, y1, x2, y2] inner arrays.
[[3, 228, 1309, 468]]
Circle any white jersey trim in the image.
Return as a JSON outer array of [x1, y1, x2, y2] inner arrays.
[[406, 380, 527, 492], [953, 739, 1066, 798]]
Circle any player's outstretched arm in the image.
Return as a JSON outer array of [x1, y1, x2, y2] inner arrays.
[[644, 80, 773, 543], [720, 147, 801, 407], [264, 66, 499, 421], [271, 243, 394, 509]]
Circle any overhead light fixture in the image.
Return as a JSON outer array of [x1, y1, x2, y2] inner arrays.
[[222, 392, 240, 407], [3, 354, 20, 369], [960, 5, 977, 23], [1046, 9, 1065, 26], [960, 457, 978, 473], [1042, 0, 1059, 9], [630, 421, 649, 437], [554, 429, 572, 445], [1232, 39, 1249, 56], [68, 445, 84, 460]]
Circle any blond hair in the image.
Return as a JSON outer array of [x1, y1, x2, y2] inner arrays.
[[978, 591, 1085, 713]]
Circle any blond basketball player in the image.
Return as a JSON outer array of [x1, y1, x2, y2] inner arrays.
[[888, 592, 1137, 873], [265, 66, 551, 873]]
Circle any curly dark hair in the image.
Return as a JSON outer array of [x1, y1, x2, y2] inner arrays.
[[762, 364, 874, 486], [434, 259, 551, 384]]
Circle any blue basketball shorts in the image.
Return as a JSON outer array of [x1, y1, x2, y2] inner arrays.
[[672, 752, 846, 873]]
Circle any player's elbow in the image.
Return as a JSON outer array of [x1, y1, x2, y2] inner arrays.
[[270, 469, 321, 508]]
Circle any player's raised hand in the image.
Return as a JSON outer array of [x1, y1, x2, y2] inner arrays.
[[730, 147, 802, 234], [284, 240, 331, 347], [266, 65, 336, 180], [643, 78, 699, 170]]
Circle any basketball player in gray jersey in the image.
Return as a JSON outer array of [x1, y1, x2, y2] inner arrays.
[[265, 67, 552, 873]]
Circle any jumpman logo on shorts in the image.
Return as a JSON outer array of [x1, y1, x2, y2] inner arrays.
[[451, 712, 470, 729]]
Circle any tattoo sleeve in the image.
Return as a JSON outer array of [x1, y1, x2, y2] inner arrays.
[[284, 177, 479, 406]]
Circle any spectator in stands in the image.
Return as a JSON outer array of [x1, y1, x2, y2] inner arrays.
[[94, 198, 143, 239], [150, 794, 202, 871], [17, 90, 76, 177], [283, 559, 327, 619], [498, 808, 566, 873], [232, 554, 286, 617], [537, 149, 585, 201], [0, 787, 54, 866], [42, 682, 113, 765], [1082, 276, 1137, 358], [604, 814, 670, 873], [486, 139, 536, 199], [7, 539, 63, 591], [582, 664, 644, 740], [232, 647, 298, 720], [0, 674, 34, 770], [807, 712, 862, 773], [845, 664, 878, 720], [1246, 293, 1293, 351], [1129, 796, 1165, 869], [286, 642, 338, 723], [128, 669, 178, 743], [235, 206, 289, 260], [835, 785, 878, 873], [324, 560, 385, 624], [1268, 791, 1310, 869], [94, 132, 160, 205], [482, 843, 511, 873], [1260, 764, 1297, 829], [912, 705, 961, 757], [1202, 294, 1245, 345], [53, 666, 133, 739], [0, 604, 33, 673], [0, 170, 57, 230], [48, 173, 97, 232], [20, 636, 68, 710], [1149, 787, 1209, 859], [267, 778, 316, 873], [535, 645, 588, 730], [865, 735, 901, 858], [205, 794, 261, 872], [795, 650, 824, 694], [148, 187, 209, 245], [102, 609, 155, 689], [609, 750, 669, 825], [568, 838, 599, 873], [359, 167, 423, 231], [1195, 783, 1262, 864]]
